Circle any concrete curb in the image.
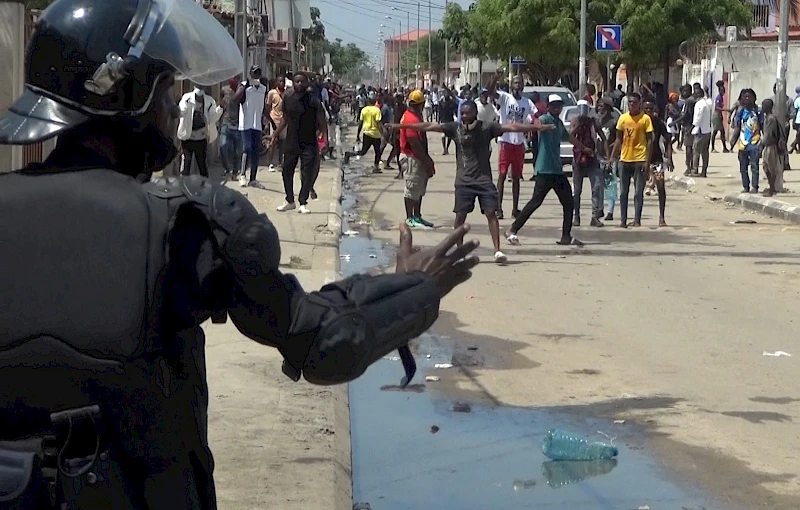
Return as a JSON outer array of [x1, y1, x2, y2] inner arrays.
[[724, 192, 800, 224]]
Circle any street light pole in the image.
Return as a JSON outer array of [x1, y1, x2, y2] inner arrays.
[[407, 11, 411, 88], [416, 2, 420, 87], [428, 0, 432, 86], [578, 0, 587, 97], [444, 0, 449, 86], [776, 0, 789, 124]]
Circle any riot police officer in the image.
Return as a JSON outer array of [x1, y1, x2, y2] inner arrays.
[[0, 0, 479, 508]]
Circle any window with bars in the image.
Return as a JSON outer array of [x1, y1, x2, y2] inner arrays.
[[752, 4, 771, 28]]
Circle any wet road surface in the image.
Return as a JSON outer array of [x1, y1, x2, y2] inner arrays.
[[339, 155, 729, 510]]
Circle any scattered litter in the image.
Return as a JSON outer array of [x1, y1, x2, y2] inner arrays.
[[369, 254, 377, 258], [451, 402, 471, 413], [732, 219, 757, 224], [358, 219, 372, 225], [467, 346, 478, 351], [557, 255, 567, 259], [512, 479, 536, 491], [763, 351, 792, 357], [426, 354, 431, 359], [340, 254, 351, 261], [542, 429, 618, 460], [425, 376, 440, 382], [430, 425, 440, 434], [386, 356, 400, 361], [706, 195, 720, 201], [353, 503, 372, 510], [613, 420, 626, 425], [343, 230, 359, 237], [434, 363, 453, 369], [726, 174, 733, 178], [638, 506, 651, 510]]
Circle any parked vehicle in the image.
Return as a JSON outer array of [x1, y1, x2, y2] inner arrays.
[[521, 86, 577, 107], [558, 105, 621, 166]]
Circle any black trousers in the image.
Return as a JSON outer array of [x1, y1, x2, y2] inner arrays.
[[347, 134, 383, 166], [510, 174, 574, 238], [282, 144, 319, 205], [180, 139, 209, 177]]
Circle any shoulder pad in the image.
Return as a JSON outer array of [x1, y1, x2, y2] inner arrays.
[[146, 175, 259, 235]]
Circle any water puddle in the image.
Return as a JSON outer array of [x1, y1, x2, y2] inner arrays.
[[339, 131, 722, 510]]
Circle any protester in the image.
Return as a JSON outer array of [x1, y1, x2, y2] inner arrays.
[[269, 73, 328, 214], [733, 88, 762, 193], [177, 84, 222, 178], [218, 77, 242, 179], [609, 92, 653, 228], [760, 98, 784, 197], [232, 65, 268, 187], [691, 85, 713, 177], [680, 84, 696, 175], [488, 69, 535, 220], [344, 91, 385, 174], [711, 80, 729, 153], [571, 100, 607, 227], [506, 95, 590, 246], [266, 76, 286, 173], [643, 101, 673, 226], [399, 90, 436, 228], [597, 96, 619, 221], [394, 100, 553, 263], [791, 86, 800, 154], [439, 89, 458, 155]]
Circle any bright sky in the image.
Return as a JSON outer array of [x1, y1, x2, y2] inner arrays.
[[310, 0, 472, 65]]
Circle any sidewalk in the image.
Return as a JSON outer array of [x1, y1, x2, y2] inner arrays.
[[197, 154, 350, 510], [667, 148, 800, 223]]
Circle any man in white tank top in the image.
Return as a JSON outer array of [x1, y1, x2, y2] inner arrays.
[[233, 65, 267, 187]]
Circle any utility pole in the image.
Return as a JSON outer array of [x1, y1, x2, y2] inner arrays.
[[578, 0, 587, 97], [407, 11, 410, 87], [416, 2, 420, 86], [428, 0, 432, 86], [398, 20, 402, 87], [235, 0, 247, 78], [776, 0, 789, 124], [444, 0, 449, 86], [289, 0, 297, 72], [776, 0, 790, 191]]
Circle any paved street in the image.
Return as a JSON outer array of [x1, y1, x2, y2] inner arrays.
[[346, 133, 800, 509]]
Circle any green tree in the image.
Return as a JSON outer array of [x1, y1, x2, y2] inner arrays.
[[440, 2, 487, 58], [327, 39, 369, 81], [399, 34, 447, 77]]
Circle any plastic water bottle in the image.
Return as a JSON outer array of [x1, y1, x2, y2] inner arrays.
[[541, 429, 618, 461]]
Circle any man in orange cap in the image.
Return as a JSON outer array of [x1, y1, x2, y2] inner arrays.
[[400, 90, 436, 228]]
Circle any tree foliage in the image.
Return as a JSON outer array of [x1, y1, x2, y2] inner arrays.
[[326, 40, 369, 80], [399, 34, 447, 76], [448, 0, 761, 81], [440, 3, 487, 59]]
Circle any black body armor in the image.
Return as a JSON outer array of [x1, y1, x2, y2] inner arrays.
[[0, 167, 441, 509]]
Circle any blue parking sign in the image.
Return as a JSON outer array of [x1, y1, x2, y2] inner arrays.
[[595, 25, 622, 51]]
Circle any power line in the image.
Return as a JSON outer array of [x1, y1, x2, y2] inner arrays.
[[319, 0, 443, 23], [374, 0, 447, 12], [319, 17, 381, 46], [318, 0, 441, 26]]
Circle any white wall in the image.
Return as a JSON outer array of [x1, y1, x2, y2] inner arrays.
[[714, 41, 800, 104], [0, 2, 25, 171]]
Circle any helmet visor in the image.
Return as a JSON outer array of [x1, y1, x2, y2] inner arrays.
[[138, 0, 243, 85]]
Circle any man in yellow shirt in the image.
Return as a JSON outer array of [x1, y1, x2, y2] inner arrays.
[[344, 91, 385, 173], [609, 91, 653, 228]]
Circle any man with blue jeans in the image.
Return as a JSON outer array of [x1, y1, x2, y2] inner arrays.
[[734, 88, 762, 193], [232, 65, 267, 187], [218, 77, 242, 179]]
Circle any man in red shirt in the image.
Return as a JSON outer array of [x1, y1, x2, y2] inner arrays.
[[400, 90, 436, 228]]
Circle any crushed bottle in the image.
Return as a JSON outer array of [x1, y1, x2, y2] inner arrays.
[[541, 429, 618, 461]]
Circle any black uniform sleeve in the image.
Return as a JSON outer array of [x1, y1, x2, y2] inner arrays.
[[170, 178, 440, 386], [441, 122, 459, 138]]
